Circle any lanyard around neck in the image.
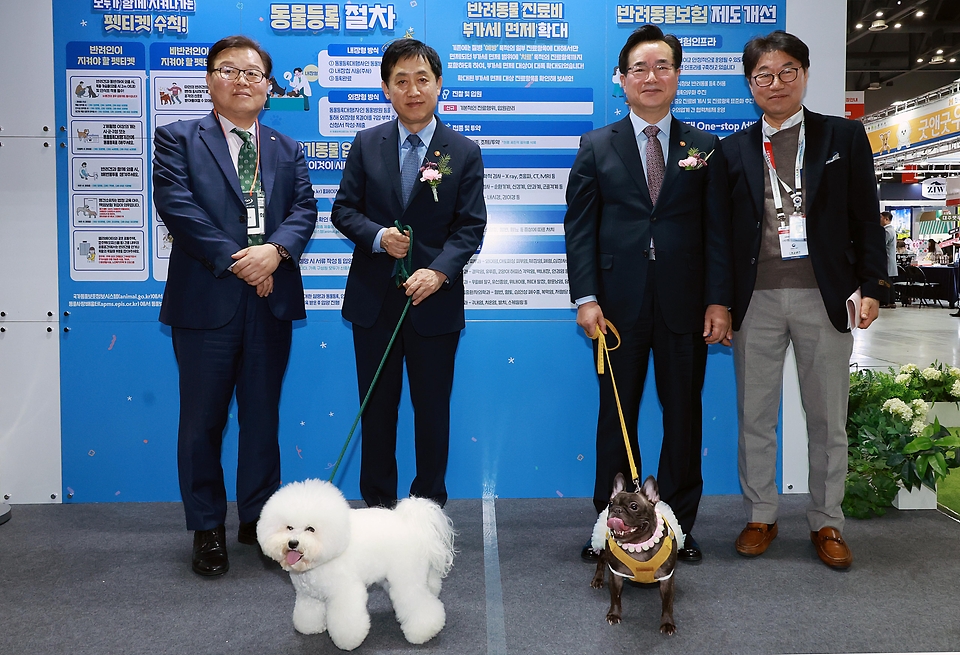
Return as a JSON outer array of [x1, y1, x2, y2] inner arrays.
[[214, 109, 261, 196], [761, 120, 804, 221]]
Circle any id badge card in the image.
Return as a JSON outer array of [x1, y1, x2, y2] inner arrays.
[[244, 192, 265, 236], [789, 212, 806, 240], [779, 223, 809, 260]]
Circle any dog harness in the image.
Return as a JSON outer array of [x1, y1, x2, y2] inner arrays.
[[606, 515, 675, 583]]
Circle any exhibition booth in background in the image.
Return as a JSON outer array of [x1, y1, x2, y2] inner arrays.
[[0, 0, 843, 507]]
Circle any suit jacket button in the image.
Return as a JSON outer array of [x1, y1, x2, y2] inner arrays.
[[643, 249, 649, 258], [750, 257, 756, 264], [650, 215, 657, 222], [757, 222, 761, 228], [239, 215, 246, 223]]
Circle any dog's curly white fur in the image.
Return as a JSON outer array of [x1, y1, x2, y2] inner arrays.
[[258, 479, 456, 651]]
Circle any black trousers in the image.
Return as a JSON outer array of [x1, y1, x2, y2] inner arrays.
[[593, 263, 707, 535], [172, 285, 291, 531], [352, 285, 460, 508]]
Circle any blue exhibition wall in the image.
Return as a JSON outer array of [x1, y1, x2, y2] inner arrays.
[[54, 0, 782, 503]]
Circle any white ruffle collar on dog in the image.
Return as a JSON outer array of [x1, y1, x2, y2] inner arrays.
[[614, 510, 664, 552]]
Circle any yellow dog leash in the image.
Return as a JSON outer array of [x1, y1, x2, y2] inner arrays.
[[586, 321, 640, 491]]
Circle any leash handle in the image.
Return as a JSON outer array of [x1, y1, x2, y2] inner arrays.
[[586, 320, 640, 489], [393, 220, 414, 287]]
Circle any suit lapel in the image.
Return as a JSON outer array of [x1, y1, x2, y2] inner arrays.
[[740, 121, 766, 220], [258, 124, 278, 209], [611, 116, 651, 203], [198, 112, 244, 205], [380, 119, 403, 209], [802, 108, 829, 214], [657, 117, 687, 205]]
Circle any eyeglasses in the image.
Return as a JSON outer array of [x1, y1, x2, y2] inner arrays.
[[212, 66, 265, 84], [752, 67, 800, 87], [625, 63, 676, 78]]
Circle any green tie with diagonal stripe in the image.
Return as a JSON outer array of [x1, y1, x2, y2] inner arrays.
[[232, 127, 264, 246]]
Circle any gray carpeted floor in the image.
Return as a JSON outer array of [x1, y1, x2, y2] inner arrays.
[[1, 494, 958, 655]]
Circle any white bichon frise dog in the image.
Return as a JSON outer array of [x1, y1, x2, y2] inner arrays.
[[257, 479, 456, 651]]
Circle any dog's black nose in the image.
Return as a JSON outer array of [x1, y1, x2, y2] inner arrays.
[[288, 540, 299, 549]]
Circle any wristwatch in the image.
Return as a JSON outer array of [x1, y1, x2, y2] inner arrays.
[[269, 242, 290, 260]]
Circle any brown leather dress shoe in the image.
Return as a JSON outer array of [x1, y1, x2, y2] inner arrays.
[[810, 527, 852, 569], [735, 522, 778, 556]]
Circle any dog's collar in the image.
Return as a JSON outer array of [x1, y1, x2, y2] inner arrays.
[[612, 510, 665, 553], [606, 518, 675, 584]]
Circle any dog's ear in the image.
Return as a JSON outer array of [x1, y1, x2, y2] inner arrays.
[[641, 476, 660, 504], [610, 472, 626, 499]]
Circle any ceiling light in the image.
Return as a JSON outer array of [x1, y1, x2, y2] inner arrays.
[[856, 22, 864, 29], [918, 58, 925, 63], [951, 58, 957, 63], [876, 11, 883, 17], [869, 19, 889, 31], [894, 22, 902, 28], [916, 10, 924, 17], [937, 49, 944, 55], [931, 54, 947, 65], [868, 81, 882, 90]]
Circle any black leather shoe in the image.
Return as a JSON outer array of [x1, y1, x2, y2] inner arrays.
[[192, 525, 228, 576], [677, 535, 702, 563], [581, 538, 601, 562], [238, 520, 258, 545]]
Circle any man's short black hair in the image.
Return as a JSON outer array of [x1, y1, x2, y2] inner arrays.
[[380, 38, 442, 82], [207, 35, 273, 77], [880, 211, 893, 222], [741, 30, 810, 79], [618, 24, 683, 74]]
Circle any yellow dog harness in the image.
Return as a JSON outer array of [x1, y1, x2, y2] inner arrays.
[[606, 523, 675, 583]]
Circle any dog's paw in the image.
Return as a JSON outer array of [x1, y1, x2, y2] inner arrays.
[[590, 577, 604, 589], [605, 613, 621, 626], [660, 622, 676, 636]]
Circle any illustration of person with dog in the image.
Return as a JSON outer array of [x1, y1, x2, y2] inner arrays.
[[331, 38, 486, 510], [167, 82, 183, 103], [564, 24, 733, 566], [720, 31, 888, 569], [153, 35, 317, 578], [75, 80, 97, 97]]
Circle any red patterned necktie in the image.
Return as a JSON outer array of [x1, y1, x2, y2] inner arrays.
[[643, 125, 664, 205]]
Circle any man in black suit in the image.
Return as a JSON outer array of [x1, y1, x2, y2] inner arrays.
[[154, 35, 317, 576], [565, 25, 733, 563], [721, 31, 888, 569], [331, 38, 486, 509]]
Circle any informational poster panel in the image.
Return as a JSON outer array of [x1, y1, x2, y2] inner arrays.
[[53, 1, 783, 503]]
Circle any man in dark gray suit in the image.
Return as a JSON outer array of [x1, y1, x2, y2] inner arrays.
[[565, 25, 733, 563]]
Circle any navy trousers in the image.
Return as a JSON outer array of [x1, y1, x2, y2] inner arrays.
[[352, 284, 460, 508], [172, 284, 292, 531]]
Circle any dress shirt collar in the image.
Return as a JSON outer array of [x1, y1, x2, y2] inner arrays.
[[629, 110, 672, 142], [216, 114, 258, 140], [761, 106, 804, 137], [398, 116, 438, 150]]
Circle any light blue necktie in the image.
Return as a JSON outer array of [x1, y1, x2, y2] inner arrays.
[[400, 133, 422, 206]]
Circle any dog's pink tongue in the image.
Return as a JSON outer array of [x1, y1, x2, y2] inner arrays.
[[607, 517, 626, 532], [286, 551, 303, 566]]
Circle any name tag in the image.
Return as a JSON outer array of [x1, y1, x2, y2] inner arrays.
[[779, 216, 808, 260], [244, 192, 265, 236]]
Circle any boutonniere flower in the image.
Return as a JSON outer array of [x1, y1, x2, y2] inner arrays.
[[420, 154, 452, 202], [678, 147, 713, 170]]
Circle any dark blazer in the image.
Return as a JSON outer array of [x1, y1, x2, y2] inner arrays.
[[154, 112, 317, 329], [721, 108, 888, 332], [330, 118, 487, 337], [564, 115, 733, 334]]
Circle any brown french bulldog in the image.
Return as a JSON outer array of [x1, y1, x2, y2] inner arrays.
[[590, 473, 678, 634]]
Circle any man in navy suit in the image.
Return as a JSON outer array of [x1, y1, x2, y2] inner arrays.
[[564, 25, 733, 563], [153, 35, 317, 576], [331, 38, 486, 509], [721, 31, 888, 569]]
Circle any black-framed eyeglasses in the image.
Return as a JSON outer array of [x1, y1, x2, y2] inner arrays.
[[752, 67, 800, 87], [626, 63, 676, 78], [213, 66, 265, 84]]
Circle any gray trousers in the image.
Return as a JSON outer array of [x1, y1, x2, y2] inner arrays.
[[733, 289, 852, 532]]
